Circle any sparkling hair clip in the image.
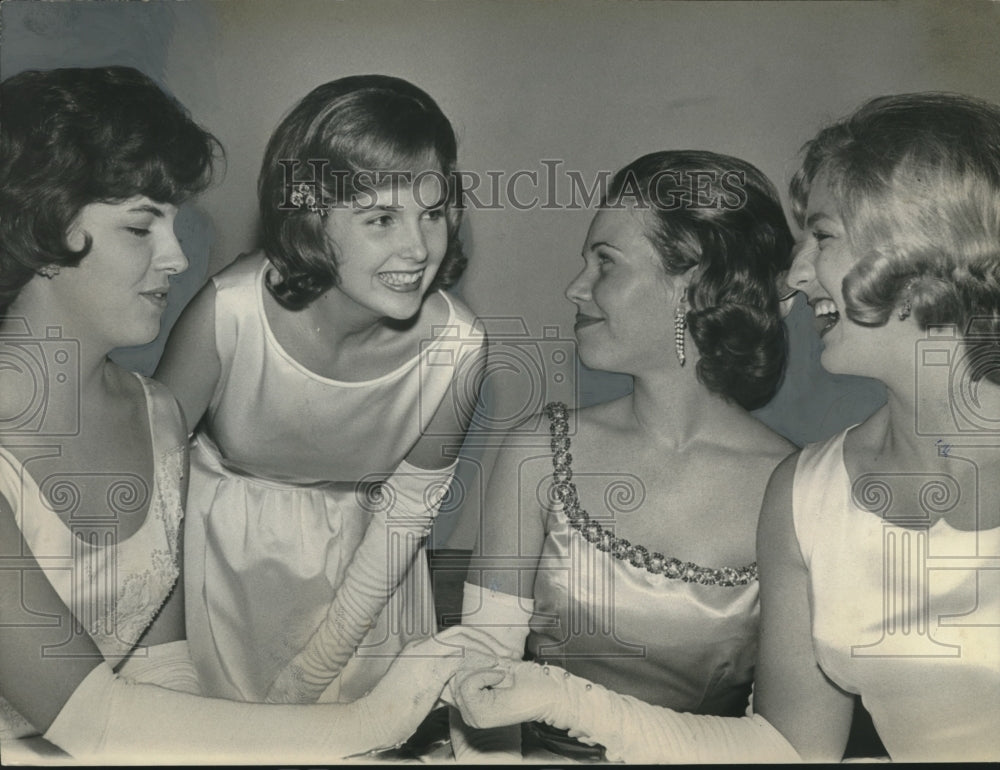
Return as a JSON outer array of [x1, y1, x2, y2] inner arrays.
[[289, 182, 328, 215]]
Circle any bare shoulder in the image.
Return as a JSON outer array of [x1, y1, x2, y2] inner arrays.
[[727, 413, 798, 466]]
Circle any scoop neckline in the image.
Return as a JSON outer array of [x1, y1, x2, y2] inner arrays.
[[837, 423, 1000, 534], [256, 259, 457, 388], [2, 372, 159, 549]]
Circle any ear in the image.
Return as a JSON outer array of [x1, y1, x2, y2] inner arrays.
[[64, 218, 87, 252], [673, 264, 699, 305], [776, 270, 798, 318]]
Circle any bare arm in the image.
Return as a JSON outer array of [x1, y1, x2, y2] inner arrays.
[[154, 280, 220, 435], [754, 452, 854, 761], [0, 492, 105, 731], [1, 491, 496, 761], [404, 325, 488, 471], [449, 417, 551, 759], [465, 423, 549, 600]]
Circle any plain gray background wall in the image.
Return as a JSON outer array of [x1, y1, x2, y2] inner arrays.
[[4, 0, 998, 547]]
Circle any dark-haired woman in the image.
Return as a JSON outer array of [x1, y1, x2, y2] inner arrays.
[[453, 93, 1000, 764], [449, 150, 796, 761], [156, 75, 487, 706], [0, 65, 491, 764]]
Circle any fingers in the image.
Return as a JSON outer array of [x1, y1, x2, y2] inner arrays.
[[434, 625, 509, 658], [450, 667, 510, 730], [457, 666, 508, 693]]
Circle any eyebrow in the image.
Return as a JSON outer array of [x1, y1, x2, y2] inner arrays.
[[586, 240, 622, 253], [353, 204, 401, 214], [805, 212, 836, 228], [128, 204, 166, 218]]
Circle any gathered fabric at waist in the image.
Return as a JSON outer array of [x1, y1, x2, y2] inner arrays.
[[193, 431, 389, 489], [184, 432, 435, 703]]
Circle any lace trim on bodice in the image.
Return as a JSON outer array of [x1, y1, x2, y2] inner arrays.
[[91, 443, 184, 657], [1, 376, 185, 663], [545, 402, 757, 586]]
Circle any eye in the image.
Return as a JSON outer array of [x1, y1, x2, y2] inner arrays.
[[597, 252, 614, 266], [423, 208, 445, 222], [367, 214, 394, 227], [812, 229, 833, 244], [126, 227, 151, 237]]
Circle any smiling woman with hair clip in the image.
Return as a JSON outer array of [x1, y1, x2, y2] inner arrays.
[[451, 93, 1000, 763], [155, 75, 489, 712], [0, 66, 493, 765]]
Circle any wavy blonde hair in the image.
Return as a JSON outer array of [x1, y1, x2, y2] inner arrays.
[[791, 93, 1000, 382]]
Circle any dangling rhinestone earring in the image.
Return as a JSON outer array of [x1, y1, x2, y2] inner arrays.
[[37, 264, 61, 279], [897, 297, 912, 321], [674, 305, 687, 366]]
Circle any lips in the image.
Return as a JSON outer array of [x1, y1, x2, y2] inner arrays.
[[810, 297, 840, 337], [378, 269, 424, 292], [140, 288, 169, 310], [574, 313, 603, 332]]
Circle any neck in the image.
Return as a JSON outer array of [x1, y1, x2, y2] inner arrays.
[[628, 364, 748, 449], [1, 307, 120, 440], [867, 373, 1000, 465], [299, 288, 410, 349]]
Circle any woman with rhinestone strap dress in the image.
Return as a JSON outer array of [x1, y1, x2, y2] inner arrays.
[[453, 94, 1000, 763], [156, 75, 488, 706], [0, 66, 492, 765], [448, 150, 797, 761]]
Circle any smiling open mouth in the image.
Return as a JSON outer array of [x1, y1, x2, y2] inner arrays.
[[812, 298, 840, 337], [378, 270, 424, 291]]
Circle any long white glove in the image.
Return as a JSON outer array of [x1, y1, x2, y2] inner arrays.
[[44, 627, 493, 764], [453, 660, 802, 764], [449, 584, 534, 762], [116, 640, 202, 695], [265, 459, 457, 704]]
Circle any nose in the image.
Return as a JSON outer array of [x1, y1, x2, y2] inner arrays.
[[564, 265, 593, 304], [786, 240, 816, 292], [402, 219, 429, 262], [157, 227, 189, 276]]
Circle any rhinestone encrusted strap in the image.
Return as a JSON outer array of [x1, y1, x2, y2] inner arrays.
[[544, 402, 757, 586]]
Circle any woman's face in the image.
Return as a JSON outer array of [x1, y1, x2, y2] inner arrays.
[[54, 196, 187, 348], [322, 172, 448, 321], [787, 174, 913, 379], [564, 206, 682, 374]]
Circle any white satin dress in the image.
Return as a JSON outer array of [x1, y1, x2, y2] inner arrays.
[[0, 376, 186, 757], [523, 402, 759, 758], [183, 253, 485, 703], [793, 428, 1000, 762]]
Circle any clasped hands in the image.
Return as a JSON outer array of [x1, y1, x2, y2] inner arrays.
[[411, 626, 561, 730]]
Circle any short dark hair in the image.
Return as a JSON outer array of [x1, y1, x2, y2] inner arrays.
[[257, 75, 466, 310], [790, 92, 1000, 384], [606, 150, 794, 410], [0, 66, 221, 314]]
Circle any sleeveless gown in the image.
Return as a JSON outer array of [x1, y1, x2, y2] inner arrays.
[[524, 402, 759, 757], [0, 375, 186, 757], [793, 427, 1000, 761], [184, 253, 485, 703]]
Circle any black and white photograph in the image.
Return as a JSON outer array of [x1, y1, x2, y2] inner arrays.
[[1, 0, 998, 764]]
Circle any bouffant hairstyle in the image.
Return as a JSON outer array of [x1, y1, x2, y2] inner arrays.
[[790, 93, 1000, 383], [257, 75, 466, 310], [0, 66, 220, 314], [604, 150, 794, 410]]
